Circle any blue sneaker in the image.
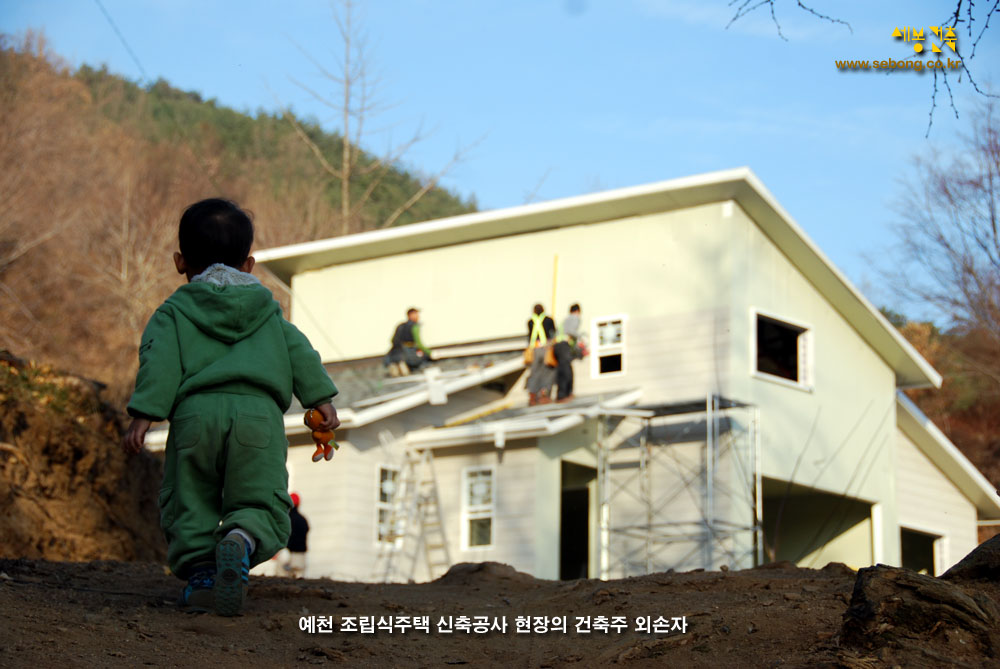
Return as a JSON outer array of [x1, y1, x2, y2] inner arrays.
[[180, 566, 215, 612], [214, 534, 250, 616]]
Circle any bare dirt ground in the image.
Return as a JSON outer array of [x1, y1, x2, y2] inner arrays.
[[0, 558, 858, 667], [2, 352, 999, 667], [2, 555, 999, 668]]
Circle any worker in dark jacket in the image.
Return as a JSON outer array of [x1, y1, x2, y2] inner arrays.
[[285, 492, 309, 578], [554, 303, 582, 402], [385, 308, 432, 376]]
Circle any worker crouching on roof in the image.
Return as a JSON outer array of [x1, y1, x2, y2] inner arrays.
[[385, 307, 432, 376], [526, 303, 557, 405]]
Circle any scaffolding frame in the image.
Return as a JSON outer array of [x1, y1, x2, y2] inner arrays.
[[597, 394, 762, 579]]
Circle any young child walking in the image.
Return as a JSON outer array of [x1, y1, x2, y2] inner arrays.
[[121, 198, 339, 616]]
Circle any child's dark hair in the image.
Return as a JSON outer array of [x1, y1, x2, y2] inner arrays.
[[178, 198, 254, 274]]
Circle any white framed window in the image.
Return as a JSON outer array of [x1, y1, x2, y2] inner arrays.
[[590, 314, 627, 378], [751, 309, 813, 390], [462, 466, 494, 549], [375, 465, 401, 545]]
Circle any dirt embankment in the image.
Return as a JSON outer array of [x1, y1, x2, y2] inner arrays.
[[0, 351, 163, 562]]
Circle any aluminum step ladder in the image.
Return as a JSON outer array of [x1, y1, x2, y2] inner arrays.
[[372, 448, 451, 582]]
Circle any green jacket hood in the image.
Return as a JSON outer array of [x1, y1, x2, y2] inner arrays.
[[165, 283, 281, 344]]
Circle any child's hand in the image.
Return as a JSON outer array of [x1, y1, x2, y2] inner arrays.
[[122, 418, 151, 454], [309, 402, 340, 431]]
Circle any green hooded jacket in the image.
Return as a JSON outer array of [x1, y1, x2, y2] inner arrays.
[[127, 281, 337, 421]]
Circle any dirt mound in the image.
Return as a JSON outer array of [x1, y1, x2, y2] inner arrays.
[[842, 565, 1000, 666], [0, 351, 163, 562], [839, 536, 1000, 666], [436, 561, 541, 586], [943, 532, 1000, 581]]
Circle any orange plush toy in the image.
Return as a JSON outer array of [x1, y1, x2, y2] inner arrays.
[[305, 408, 338, 462]]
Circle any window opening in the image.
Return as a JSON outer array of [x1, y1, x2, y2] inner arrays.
[[464, 467, 494, 548], [755, 313, 810, 385]]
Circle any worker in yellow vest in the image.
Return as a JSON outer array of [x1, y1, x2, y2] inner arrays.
[[526, 304, 556, 405]]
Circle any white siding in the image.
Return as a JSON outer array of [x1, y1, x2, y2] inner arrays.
[[896, 426, 977, 572], [725, 204, 901, 565], [290, 203, 737, 377], [572, 308, 730, 404], [281, 428, 540, 582], [284, 430, 388, 581], [432, 442, 538, 576]]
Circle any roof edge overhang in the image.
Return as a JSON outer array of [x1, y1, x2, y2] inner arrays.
[[896, 391, 1000, 519], [256, 168, 756, 281], [257, 167, 940, 389]]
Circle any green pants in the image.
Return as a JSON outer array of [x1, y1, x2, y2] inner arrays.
[[159, 392, 293, 578]]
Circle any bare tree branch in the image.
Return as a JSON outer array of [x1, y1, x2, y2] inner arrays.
[[282, 0, 475, 235], [523, 168, 554, 204], [275, 101, 344, 180], [793, 0, 852, 33], [728, 1, 996, 130], [380, 135, 485, 229], [726, 0, 851, 38]]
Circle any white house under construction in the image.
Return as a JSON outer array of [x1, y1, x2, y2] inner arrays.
[[238, 167, 1000, 582]]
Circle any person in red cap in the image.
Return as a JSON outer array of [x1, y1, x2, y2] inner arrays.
[[284, 492, 309, 578]]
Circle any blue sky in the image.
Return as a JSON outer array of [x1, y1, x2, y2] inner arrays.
[[3, 0, 997, 316]]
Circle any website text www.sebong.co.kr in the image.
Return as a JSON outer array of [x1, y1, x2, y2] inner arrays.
[[835, 57, 962, 71]]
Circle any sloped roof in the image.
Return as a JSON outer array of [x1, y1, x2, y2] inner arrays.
[[896, 392, 1000, 519], [303, 349, 523, 410], [257, 168, 939, 389]]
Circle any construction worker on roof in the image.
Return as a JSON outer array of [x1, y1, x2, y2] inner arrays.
[[385, 307, 432, 376], [526, 303, 557, 405], [553, 303, 583, 403]]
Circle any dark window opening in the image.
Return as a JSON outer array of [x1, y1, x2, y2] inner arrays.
[[900, 528, 937, 575], [756, 315, 805, 382], [599, 354, 622, 374]]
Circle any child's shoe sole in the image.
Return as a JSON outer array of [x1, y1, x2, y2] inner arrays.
[[214, 537, 249, 616]]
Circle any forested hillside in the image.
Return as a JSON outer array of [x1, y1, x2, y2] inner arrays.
[[0, 35, 475, 401]]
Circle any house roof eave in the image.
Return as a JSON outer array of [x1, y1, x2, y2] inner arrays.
[[405, 388, 645, 450]]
